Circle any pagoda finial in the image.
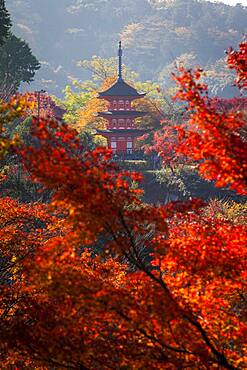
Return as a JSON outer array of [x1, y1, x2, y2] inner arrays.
[[118, 41, 123, 81]]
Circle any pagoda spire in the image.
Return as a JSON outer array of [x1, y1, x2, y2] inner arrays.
[[118, 41, 123, 81]]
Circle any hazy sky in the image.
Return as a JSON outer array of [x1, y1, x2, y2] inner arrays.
[[213, 0, 247, 5]]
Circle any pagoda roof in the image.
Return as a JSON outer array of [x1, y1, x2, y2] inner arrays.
[[98, 110, 146, 117], [98, 78, 146, 98]]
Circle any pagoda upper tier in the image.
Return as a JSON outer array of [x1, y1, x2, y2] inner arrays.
[[98, 40, 145, 100], [98, 79, 146, 99]]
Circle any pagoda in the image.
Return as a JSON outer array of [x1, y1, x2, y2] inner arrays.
[[97, 42, 146, 155]]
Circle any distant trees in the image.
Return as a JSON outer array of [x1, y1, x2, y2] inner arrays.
[[7, 0, 246, 96], [120, 0, 246, 94]]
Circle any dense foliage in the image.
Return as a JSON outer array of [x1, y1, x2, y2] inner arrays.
[[0, 41, 246, 369]]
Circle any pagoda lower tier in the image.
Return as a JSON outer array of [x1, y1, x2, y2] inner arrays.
[[97, 108, 147, 154], [96, 128, 146, 154]]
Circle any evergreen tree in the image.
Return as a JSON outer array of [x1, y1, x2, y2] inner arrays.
[[0, 34, 40, 94], [0, 0, 11, 46]]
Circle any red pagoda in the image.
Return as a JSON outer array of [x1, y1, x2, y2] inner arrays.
[[97, 42, 146, 155]]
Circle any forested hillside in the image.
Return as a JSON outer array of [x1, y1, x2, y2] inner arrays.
[[7, 0, 246, 96]]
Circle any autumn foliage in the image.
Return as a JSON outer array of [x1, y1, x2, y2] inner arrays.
[[227, 40, 247, 90], [171, 68, 247, 194], [0, 43, 246, 369], [0, 95, 31, 160], [152, 43, 247, 194]]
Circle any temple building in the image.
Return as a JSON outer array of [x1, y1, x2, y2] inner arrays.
[[97, 42, 146, 154]]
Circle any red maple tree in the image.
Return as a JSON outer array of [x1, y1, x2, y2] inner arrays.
[[227, 40, 247, 90], [152, 42, 247, 194]]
